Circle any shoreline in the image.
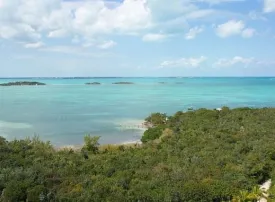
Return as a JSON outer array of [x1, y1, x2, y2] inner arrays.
[[56, 139, 143, 151], [55, 120, 148, 151]]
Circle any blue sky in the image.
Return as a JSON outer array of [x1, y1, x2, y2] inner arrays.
[[0, 0, 275, 77]]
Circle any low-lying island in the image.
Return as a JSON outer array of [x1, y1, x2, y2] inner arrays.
[[0, 81, 46, 86]]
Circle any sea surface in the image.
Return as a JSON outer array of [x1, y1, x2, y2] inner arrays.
[[0, 77, 275, 146]]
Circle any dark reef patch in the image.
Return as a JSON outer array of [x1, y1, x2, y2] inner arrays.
[[112, 82, 134, 85]]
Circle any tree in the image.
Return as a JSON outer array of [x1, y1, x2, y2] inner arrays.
[[82, 135, 100, 154], [141, 126, 164, 143], [145, 113, 167, 127]]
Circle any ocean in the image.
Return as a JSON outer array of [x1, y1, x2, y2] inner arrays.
[[0, 77, 274, 146]]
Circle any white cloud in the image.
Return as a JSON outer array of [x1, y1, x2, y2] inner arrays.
[[213, 56, 275, 68], [215, 20, 255, 38], [142, 33, 167, 42], [213, 56, 255, 67], [160, 56, 207, 68], [0, 0, 251, 46], [146, 0, 228, 32], [241, 28, 255, 38], [197, 0, 246, 4], [40, 46, 82, 55], [48, 29, 68, 38], [146, 0, 196, 22], [0, 23, 41, 41], [185, 26, 204, 39], [24, 41, 44, 48], [40, 45, 111, 57], [248, 11, 267, 21], [195, 0, 245, 4], [185, 9, 215, 20], [97, 40, 117, 49], [66, 0, 151, 37], [0, 0, 151, 43], [215, 20, 245, 38], [255, 60, 275, 66], [264, 0, 275, 13]]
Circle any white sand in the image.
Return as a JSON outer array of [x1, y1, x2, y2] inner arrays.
[[258, 179, 272, 202], [120, 140, 142, 145], [56, 144, 82, 151]]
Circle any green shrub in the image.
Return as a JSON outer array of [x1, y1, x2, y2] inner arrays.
[[141, 126, 164, 143], [1, 107, 275, 201], [82, 135, 100, 153], [145, 113, 167, 126]]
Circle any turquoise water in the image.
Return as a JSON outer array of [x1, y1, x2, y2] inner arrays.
[[0, 77, 275, 146]]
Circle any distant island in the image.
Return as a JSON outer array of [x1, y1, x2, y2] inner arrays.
[[112, 82, 134, 84], [85, 82, 101, 85], [0, 81, 46, 86]]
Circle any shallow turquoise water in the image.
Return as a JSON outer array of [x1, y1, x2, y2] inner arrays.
[[0, 77, 275, 146]]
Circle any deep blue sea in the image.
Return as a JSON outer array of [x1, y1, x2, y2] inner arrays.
[[0, 77, 275, 146]]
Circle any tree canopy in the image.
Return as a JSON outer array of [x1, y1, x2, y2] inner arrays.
[[1, 107, 275, 201]]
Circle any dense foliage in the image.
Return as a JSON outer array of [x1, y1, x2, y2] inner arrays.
[[1, 107, 275, 201]]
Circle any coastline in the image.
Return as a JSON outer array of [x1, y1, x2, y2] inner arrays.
[[55, 120, 148, 151], [1, 77, 275, 147], [2, 107, 275, 201], [56, 140, 143, 151]]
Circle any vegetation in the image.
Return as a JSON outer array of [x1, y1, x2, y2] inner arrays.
[[82, 135, 100, 154], [145, 112, 167, 126], [1, 107, 275, 201], [0, 81, 46, 86]]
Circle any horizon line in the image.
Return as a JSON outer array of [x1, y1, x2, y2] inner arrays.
[[0, 76, 275, 79]]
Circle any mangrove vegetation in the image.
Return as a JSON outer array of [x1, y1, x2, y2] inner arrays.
[[1, 107, 275, 201]]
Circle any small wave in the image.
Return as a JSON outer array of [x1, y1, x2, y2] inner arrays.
[[0, 132, 9, 138], [0, 121, 33, 129], [111, 118, 147, 132], [115, 125, 147, 131], [113, 119, 146, 130], [112, 118, 145, 125]]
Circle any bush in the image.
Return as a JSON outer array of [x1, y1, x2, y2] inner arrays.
[[82, 135, 100, 153], [145, 113, 167, 126], [141, 126, 164, 143], [27, 185, 47, 202], [1, 107, 275, 201]]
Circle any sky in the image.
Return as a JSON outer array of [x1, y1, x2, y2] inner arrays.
[[0, 0, 275, 77]]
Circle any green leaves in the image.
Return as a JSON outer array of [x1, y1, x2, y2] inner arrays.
[[82, 135, 100, 154], [145, 112, 167, 127], [141, 126, 165, 143], [1, 107, 275, 201]]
